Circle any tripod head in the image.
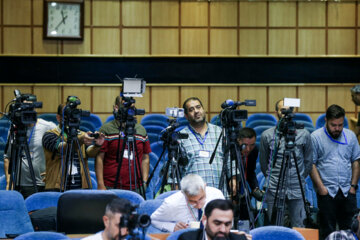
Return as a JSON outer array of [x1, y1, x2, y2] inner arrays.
[[278, 107, 304, 149], [63, 96, 90, 139]]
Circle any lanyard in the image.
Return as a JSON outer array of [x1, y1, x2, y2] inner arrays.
[[189, 127, 208, 146], [186, 202, 198, 221], [28, 124, 36, 145], [323, 127, 348, 145]]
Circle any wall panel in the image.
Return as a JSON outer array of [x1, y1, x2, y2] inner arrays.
[[180, 86, 209, 112], [63, 28, 91, 55], [122, 28, 149, 55], [3, 86, 32, 110], [269, 2, 296, 27], [151, 1, 179, 27], [151, 86, 179, 112], [298, 29, 326, 56], [181, 29, 208, 55], [93, 86, 121, 113], [210, 29, 237, 56], [33, 27, 59, 55], [33, 0, 43, 26], [210, 2, 237, 27], [239, 2, 267, 27], [152, 29, 179, 55], [209, 86, 238, 112], [328, 86, 354, 112], [239, 29, 266, 55], [122, 1, 149, 26], [269, 29, 296, 55], [33, 86, 61, 113], [268, 87, 297, 111], [3, 0, 31, 25], [92, 28, 120, 55], [298, 86, 326, 112], [239, 87, 267, 113], [298, 2, 326, 27], [93, 0, 120, 26], [3, 27, 31, 54], [328, 29, 356, 55], [328, 2, 356, 27], [63, 86, 91, 111], [181, 1, 208, 27]]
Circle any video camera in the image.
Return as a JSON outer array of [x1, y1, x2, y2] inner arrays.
[[8, 89, 42, 127], [278, 98, 304, 148], [63, 96, 90, 136], [119, 205, 151, 236], [220, 99, 256, 127], [114, 78, 145, 123]]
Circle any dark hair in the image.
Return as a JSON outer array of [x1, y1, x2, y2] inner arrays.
[[105, 198, 132, 216], [238, 127, 256, 139], [275, 99, 283, 111], [57, 103, 66, 115], [326, 104, 345, 120], [205, 199, 234, 218], [183, 97, 204, 115], [115, 96, 122, 107]]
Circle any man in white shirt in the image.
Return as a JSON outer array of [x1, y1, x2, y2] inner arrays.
[[151, 174, 225, 232]]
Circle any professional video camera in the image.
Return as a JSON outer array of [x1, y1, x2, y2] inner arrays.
[[120, 205, 151, 238], [114, 78, 145, 123], [278, 98, 304, 148], [8, 89, 42, 126], [63, 96, 90, 136], [220, 99, 256, 127]]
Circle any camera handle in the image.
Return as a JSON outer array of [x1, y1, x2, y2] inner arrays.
[[59, 132, 91, 192], [8, 126, 38, 192]]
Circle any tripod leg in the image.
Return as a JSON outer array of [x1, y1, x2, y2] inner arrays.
[[21, 143, 38, 193], [132, 140, 146, 199], [75, 138, 91, 189]]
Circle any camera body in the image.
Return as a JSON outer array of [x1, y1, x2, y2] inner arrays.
[[119, 205, 151, 236], [220, 99, 256, 128], [63, 96, 90, 136], [114, 96, 145, 123], [8, 90, 42, 127], [278, 107, 304, 148]]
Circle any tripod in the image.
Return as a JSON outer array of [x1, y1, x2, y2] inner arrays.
[[218, 125, 256, 229], [60, 126, 91, 192], [113, 118, 146, 199], [7, 125, 38, 192], [270, 134, 311, 227]]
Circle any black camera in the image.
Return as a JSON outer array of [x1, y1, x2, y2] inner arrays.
[[278, 107, 304, 148], [63, 96, 90, 136], [8, 90, 42, 127], [89, 133, 99, 139], [119, 205, 151, 235], [220, 99, 256, 128], [114, 96, 145, 123]]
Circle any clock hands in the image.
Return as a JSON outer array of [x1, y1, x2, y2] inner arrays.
[[55, 10, 68, 30]]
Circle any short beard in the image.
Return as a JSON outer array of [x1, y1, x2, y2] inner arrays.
[[205, 225, 229, 240], [326, 124, 341, 139]]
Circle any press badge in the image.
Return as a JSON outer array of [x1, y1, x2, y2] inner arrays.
[[68, 163, 78, 175], [199, 150, 210, 158], [123, 149, 134, 160]]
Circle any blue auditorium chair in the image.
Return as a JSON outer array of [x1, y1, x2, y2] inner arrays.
[[91, 176, 98, 189], [110, 189, 145, 205], [253, 126, 273, 140], [156, 190, 179, 200], [141, 114, 169, 126], [38, 113, 57, 125], [293, 113, 313, 124], [150, 141, 166, 159], [246, 113, 277, 126], [0, 119, 10, 129], [142, 120, 169, 128], [148, 133, 160, 145], [0, 190, 34, 238], [0, 127, 8, 143], [246, 120, 276, 129], [0, 175, 6, 190], [176, 117, 189, 128], [296, 120, 316, 133], [210, 115, 221, 126], [144, 125, 165, 135], [137, 199, 164, 216], [105, 115, 114, 123], [316, 113, 349, 129], [25, 191, 62, 212], [80, 120, 97, 132], [81, 113, 102, 131], [14, 231, 69, 240], [250, 226, 305, 240]]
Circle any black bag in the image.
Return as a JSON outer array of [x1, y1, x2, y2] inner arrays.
[[30, 207, 57, 231]]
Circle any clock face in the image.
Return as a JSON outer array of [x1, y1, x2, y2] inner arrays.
[[45, 1, 83, 39]]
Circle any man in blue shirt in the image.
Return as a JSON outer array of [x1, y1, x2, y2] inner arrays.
[[311, 104, 360, 239]]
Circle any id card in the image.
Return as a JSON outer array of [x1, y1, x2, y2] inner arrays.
[[68, 162, 78, 175], [199, 150, 210, 158], [123, 149, 134, 160]]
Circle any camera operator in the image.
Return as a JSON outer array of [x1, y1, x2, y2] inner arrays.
[[259, 99, 313, 227], [310, 104, 360, 239], [82, 198, 132, 240], [4, 98, 56, 199], [235, 127, 264, 220], [178, 97, 236, 195], [42, 103, 104, 191], [96, 96, 151, 191]]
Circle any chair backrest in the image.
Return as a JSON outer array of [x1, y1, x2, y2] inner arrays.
[[38, 113, 58, 125], [142, 120, 169, 128], [80, 120, 97, 132], [210, 115, 221, 126], [0, 190, 34, 238], [315, 113, 349, 129], [250, 226, 305, 240], [14, 231, 69, 240], [246, 120, 276, 129], [81, 114, 102, 131], [167, 228, 198, 240], [246, 113, 277, 125], [141, 114, 169, 126], [137, 199, 164, 216], [106, 115, 114, 123], [156, 190, 179, 200], [0, 175, 6, 190], [25, 191, 62, 212], [56, 190, 118, 234], [148, 133, 160, 145], [293, 113, 313, 124], [150, 141, 166, 159], [253, 125, 273, 139], [144, 125, 165, 135], [109, 189, 145, 205]]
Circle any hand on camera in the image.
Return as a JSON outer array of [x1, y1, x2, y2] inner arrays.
[[251, 187, 265, 201]]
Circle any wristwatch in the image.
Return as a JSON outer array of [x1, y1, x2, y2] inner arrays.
[[351, 184, 358, 190]]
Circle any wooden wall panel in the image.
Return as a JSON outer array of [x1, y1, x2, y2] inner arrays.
[[269, 2, 296, 27], [328, 29, 356, 55], [269, 29, 296, 55], [180, 86, 209, 112], [93, 86, 121, 113], [181, 1, 208, 27], [210, 2, 237, 27], [122, 1, 149, 26], [151, 1, 179, 27], [33, 0, 43, 26], [308, 113, 320, 126], [268, 87, 297, 111], [358, 30, 360, 55], [33, 86, 61, 113], [3, 86, 32, 110], [3, 0, 31, 25], [84, 0, 91, 26], [239, 29, 266, 55], [122, 29, 149, 55], [135, 86, 150, 113], [3, 27, 31, 54], [328, 86, 354, 112], [209, 87, 237, 112], [63, 28, 91, 54], [298, 86, 326, 112], [63, 86, 91, 111], [152, 29, 179, 55], [239, 2, 267, 27], [181, 29, 208, 55], [298, 29, 326, 56], [210, 29, 237, 56], [92, 28, 120, 55], [93, 0, 120, 26], [298, 2, 326, 27], [239, 87, 267, 112], [151, 86, 179, 112], [33, 27, 59, 54], [328, 2, 356, 27]]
